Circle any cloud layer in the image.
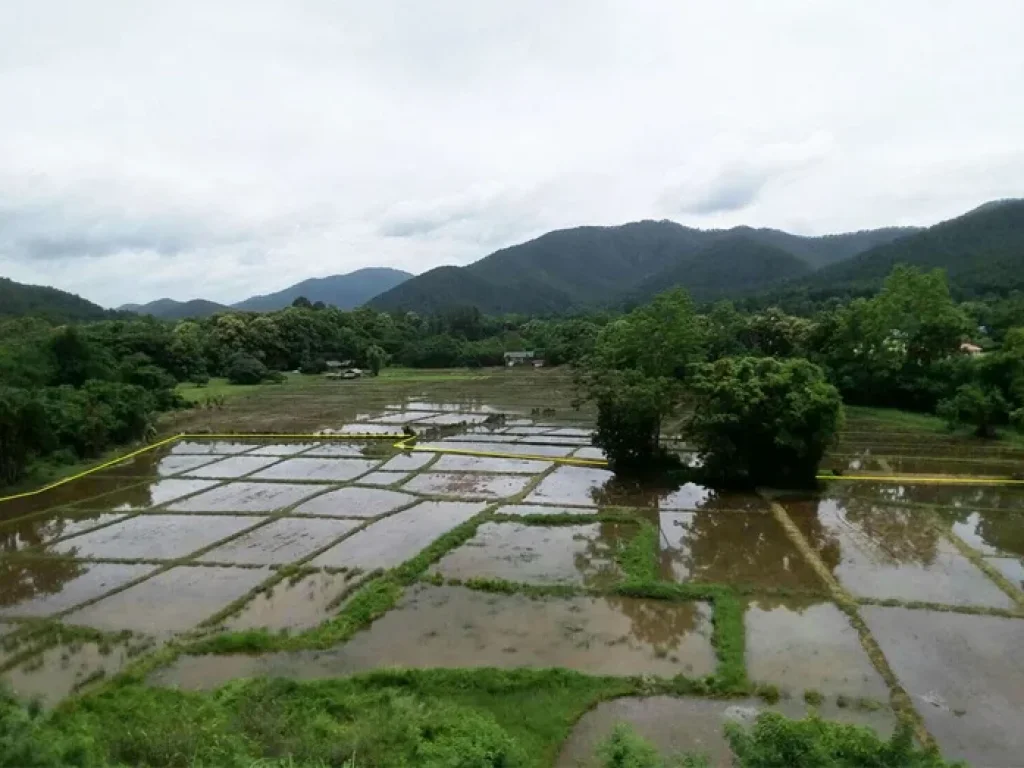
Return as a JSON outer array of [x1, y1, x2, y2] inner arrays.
[[1, 1, 1022, 306]]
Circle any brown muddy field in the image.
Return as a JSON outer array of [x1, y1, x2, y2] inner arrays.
[[2, 368, 1023, 766]]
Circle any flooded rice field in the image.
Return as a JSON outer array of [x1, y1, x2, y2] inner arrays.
[[2, 372, 1023, 765]]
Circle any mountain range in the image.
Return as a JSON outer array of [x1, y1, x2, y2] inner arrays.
[[371, 200, 1024, 313], [5, 199, 1024, 322], [120, 267, 412, 319]]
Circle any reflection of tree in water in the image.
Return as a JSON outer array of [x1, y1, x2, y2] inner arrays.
[[661, 505, 839, 602], [603, 594, 700, 652], [571, 522, 634, 590], [0, 511, 111, 553], [589, 476, 668, 510], [0, 558, 87, 607], [826, 497, 940, 566], [933, 507, 1024, 558]]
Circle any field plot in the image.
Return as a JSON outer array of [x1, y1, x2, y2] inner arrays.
[[2, 370, 1024, 766]]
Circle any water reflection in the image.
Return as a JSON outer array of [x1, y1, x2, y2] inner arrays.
[[933, 508, 1024, 558], [0, 558, 89, 612]]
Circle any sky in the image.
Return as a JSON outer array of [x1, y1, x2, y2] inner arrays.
[[1, 1, 1022, 308]]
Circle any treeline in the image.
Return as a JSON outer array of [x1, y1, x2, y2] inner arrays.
[[579, 265, 1024, 486], [0, 304, 605, 486]]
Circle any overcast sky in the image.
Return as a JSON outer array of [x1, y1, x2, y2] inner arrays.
[[1, 1, 1022, 307]]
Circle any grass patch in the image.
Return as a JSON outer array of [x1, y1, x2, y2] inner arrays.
[[378, 367, 491, 383], [617, 521, 659, 583], [32, 668, 628, 768]]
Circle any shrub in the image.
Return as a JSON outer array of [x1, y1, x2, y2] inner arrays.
[[299, 357, 327, 375], [687, 357, 844, 488], [938, 383, 1009, 438], [226, 353, 269, 385]]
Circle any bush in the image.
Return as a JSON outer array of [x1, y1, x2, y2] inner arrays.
[[226, 353, 269, 385], [687, 357, 844, 488], [938, 383, 1010, 439], [299, 357, 327, 375], [725, 711, 957, 767], [0, 387, 50, 485]]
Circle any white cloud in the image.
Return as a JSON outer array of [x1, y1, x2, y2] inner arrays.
[[0, 0, 1022, 306]]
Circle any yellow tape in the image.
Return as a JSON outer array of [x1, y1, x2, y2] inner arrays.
[[818, 473, 1024, 486], [181, 433, 407, 440], [0, 434, 181, 504], [6, 428, 1021, 507]]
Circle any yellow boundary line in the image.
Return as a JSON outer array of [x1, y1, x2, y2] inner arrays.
[[3, 431, 1022, 505]]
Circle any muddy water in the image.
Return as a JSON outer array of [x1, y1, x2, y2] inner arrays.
[[67, 565, 270, 634], [526, 467, 767, 512], [824, 481, 1024, 512], [73, 478, 219, 512], [415, 413, 494, 426], [934, 508, 1024, 558], [151, 585, 716, 689], [52, 514, 264, 560], [986, 557, 1024, 589], [0, 476, 154, 522], [862, 605, 1024, 766], [0, 561, 155, 618], [1, 511, 126, 552], [198, 517, 360, 565], [401, 472, 533, 499], [183, 455, 282, 479], [98, 449, 222, 479], [787, 498, 1013, 608], [418, 441, 575, 458], [245, 443, 320, 456], [355, 471, 412, 486], [430, 455, 552, 473], [167, 482, 323, 513], [744, 598, 888, 698], [363, 411, 436, 425], [249, 458, 379, 482], [379, 453, 435, 471], [555, 696, 896, 768], [2, 640, 137, 707], [170, 441, 259, 455], [300, 442, 377, 457], [310, 502, 487, 569], [430, 522, 633, 587], [336, 424, 403, 435], [658, 512, 823, 590], [221, 571, 364, 631], [291, 487, 415, 518]]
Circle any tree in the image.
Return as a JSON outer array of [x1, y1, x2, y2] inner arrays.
[[226, 352, 269, 385], [591, 289, 704, 379], [687, 357, 844, 488], [49, 326, 111, 386], [291, 296, 313, 308], [938, 384, 1010, 438], [365, 344, 387, 376], [0, 387, 51, 484], [580, 368, 680, 471]]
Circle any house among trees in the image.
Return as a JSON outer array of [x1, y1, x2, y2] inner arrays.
[[503, 351, 535, 367], [960, 341, 983, 356]]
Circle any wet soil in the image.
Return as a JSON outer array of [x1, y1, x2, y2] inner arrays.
[[197, 517, 360, 565]]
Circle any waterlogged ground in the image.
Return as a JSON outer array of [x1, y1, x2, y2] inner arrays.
[[2, 371, 1024, 765]]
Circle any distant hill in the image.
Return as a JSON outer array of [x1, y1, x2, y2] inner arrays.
[[788, 199, 1024, 300], [119, 267, 414, 318], [369, 221, 915, 314], [632, 236, 814, 304], [120, 298, 231, 320], [232, 267, 412, 312], [0, 277, 110, 323]]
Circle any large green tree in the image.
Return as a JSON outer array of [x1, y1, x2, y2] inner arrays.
[[687, 356, 844, 488]]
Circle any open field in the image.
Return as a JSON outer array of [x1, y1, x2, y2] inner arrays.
[[2, 368, 1023, 765]]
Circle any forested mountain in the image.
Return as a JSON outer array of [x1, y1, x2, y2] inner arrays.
[[232, 267, 412, 311], [368, 220, 915, 314], [631, 237, 813, 304], [120, 298, 230, 319], [784, 199, 1024, 301], [0, 277, 110, 323]]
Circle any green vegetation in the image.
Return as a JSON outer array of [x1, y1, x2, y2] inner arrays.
[[687, 357, 844, 488], [0, 276, 110, 324]]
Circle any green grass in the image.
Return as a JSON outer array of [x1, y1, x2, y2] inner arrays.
[[175, 376, 298, 403], [846, 404, 1024, 447], [377, 367, 492, 382]]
